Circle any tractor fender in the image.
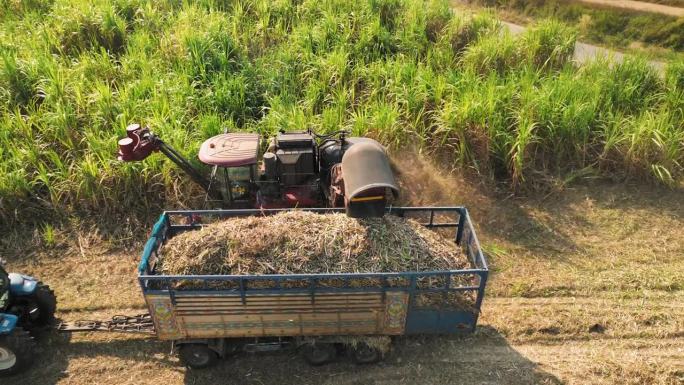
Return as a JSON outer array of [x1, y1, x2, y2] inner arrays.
[[0, 313, 18, 335], [7, 274, 37, 296]]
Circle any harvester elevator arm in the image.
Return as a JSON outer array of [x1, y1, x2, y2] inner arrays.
[[155, 139, 220, 199]]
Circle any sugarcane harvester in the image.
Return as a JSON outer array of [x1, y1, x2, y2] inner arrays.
[[117, 124, 399, 218]]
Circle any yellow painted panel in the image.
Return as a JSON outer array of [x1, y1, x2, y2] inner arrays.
[[145, 294, 184, 340], [382, 292, 409, 334]]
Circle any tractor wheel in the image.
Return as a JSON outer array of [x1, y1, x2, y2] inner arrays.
[[351, 343, 382, 364], [29, 283, 57, 327], [179, 344, 219, 369], [0, 327, 35, 377], [301, 343, 337, 366]]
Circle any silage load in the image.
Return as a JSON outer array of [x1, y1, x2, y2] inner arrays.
[[159, 211, 469, 276]]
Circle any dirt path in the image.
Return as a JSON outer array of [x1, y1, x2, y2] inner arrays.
[[575, 0, 684, 17], [451, 1, 668, 73], [500, 21, 666, 73]]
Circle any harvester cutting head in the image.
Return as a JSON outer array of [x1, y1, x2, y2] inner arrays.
[[117, 124, 398, 218], [117, 124, 159, 161]]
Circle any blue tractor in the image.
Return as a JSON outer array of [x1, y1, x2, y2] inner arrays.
[[0, 259, 56, 376]]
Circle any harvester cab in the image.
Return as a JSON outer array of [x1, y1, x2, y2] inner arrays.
[[117, 124, 398, 217]]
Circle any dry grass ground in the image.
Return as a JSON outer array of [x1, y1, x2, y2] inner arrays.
[[3, 150, 684, 385]]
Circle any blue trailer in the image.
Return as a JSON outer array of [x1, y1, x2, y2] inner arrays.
[[137, 206, 488, 368]]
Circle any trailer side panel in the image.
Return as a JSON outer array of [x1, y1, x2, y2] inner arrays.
[[148, 291, 409, 339]]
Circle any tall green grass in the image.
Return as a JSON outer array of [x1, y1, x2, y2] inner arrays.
[[0, 0, 682, 226]]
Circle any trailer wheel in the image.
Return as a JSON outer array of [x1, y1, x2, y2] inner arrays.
[[351, 343, 382, 364], [30, 283, 57, 327], [0, 327, 35, 377], [301, 343, 337, 366], [179, 344, 218, 369]]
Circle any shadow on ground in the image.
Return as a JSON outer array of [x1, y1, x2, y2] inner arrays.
[[184, 326, 561, 385], [12, 325, 562, 385], [12, 331, 171, 385]]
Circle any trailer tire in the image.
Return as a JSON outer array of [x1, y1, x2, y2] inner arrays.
[[301, 343, 336, 366], [0, 327, 35, 377], [29, 283, 57, 327], [179, 344, 218, 369], [351, 343, 382, 364]]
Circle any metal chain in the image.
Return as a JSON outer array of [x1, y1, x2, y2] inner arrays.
[[57, 314, 155, 334]]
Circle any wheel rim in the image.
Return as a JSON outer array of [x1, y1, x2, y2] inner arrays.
[[354, 346, 378, 362], [189, 350, 210, 367], [306, 345, 332, 364], [0, 346, 17, 371]]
